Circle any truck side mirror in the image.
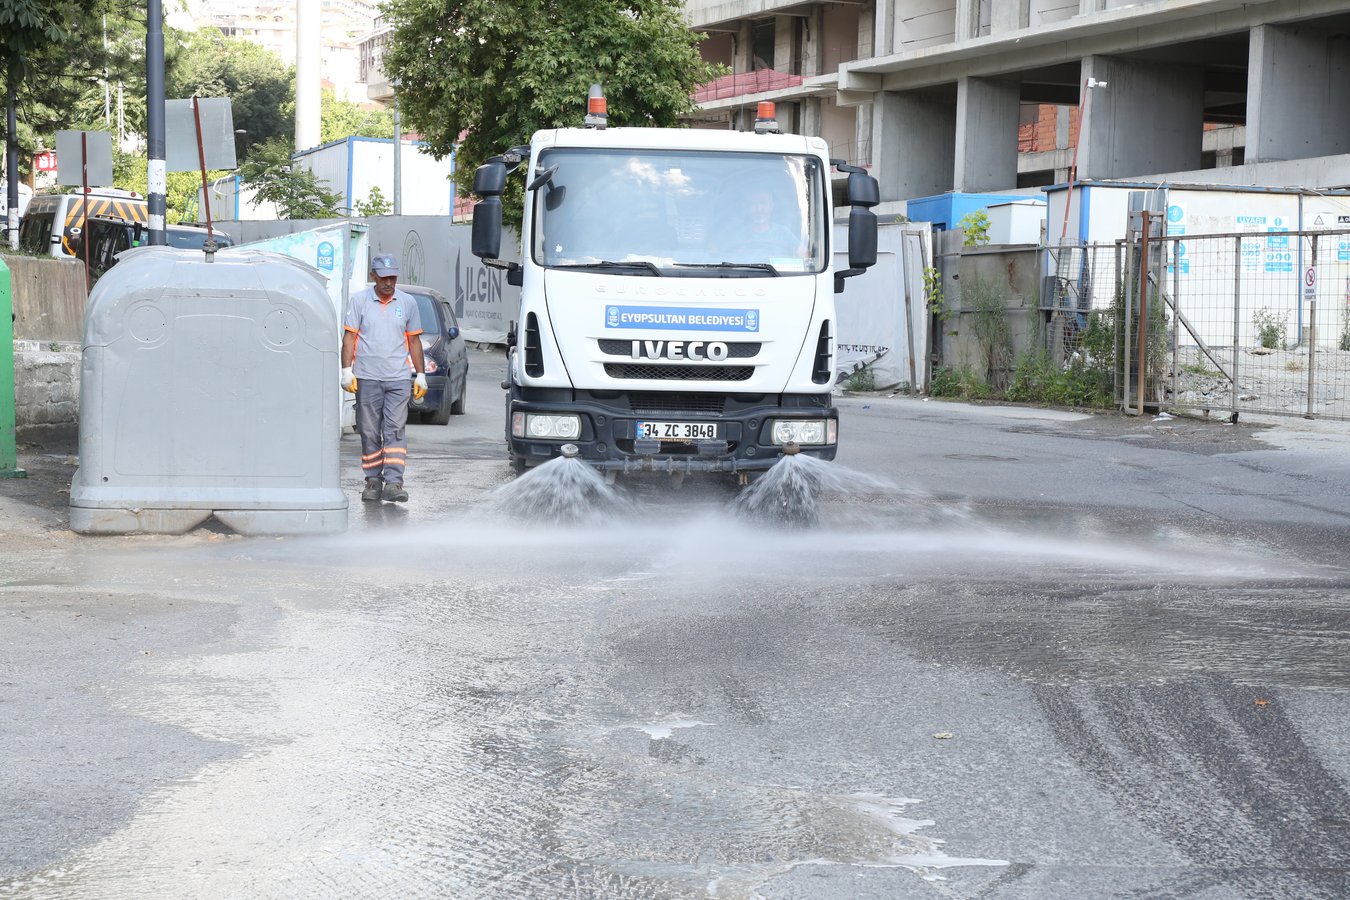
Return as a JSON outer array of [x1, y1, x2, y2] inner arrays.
[[846, 171, 880, 208], [848, 207, 878, 270], [472, 196, 503, 260], [471, 159, 509, 261], [473, 160, 508, 197]]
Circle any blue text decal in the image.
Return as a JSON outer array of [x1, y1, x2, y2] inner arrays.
[[317, 241, 335, 270], [605, 305, 760, 332]]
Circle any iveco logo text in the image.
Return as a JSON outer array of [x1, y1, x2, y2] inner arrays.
[[630, 340, 728, 361]]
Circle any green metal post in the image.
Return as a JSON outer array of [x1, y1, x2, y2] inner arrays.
[[0, 256, 27, 477]]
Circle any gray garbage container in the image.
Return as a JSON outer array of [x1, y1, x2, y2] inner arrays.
[[70, 246, 348, 535]]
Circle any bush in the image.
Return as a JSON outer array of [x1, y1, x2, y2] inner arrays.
[[930, 364, 993, 400], [843, 366, 875, 392], [1006, 350, 1113, 408], [1253, 307, 1286, 349]]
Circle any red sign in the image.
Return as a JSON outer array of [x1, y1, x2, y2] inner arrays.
[[34, 150, 57, 172]]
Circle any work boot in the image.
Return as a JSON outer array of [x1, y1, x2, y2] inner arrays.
[[382, 481, 409, 503], [361, 478, 384, 502]]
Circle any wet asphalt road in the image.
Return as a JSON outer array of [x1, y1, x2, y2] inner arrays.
[[2, 348, 1349, 899]]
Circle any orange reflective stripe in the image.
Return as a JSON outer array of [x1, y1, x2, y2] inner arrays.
[[361, 450, 384, 461], [383, 448, 407, 457]]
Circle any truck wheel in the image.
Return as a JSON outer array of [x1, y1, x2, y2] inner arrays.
[[509, 453, 527, 475], [426, 384, 453, 426], [450, 379, 467, 416]]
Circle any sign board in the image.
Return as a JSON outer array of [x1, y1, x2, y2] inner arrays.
[[1304, 266, 1317, 305], [34, 150, 57, 173], [166, 98, 238, 172], [54, 130, 113, 186]]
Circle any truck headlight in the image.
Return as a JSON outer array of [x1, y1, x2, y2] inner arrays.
[[516, 413, 581, 440], [770, 419, 835, 446]]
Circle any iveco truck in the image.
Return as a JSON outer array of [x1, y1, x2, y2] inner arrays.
[[471, 90, 880, 478]]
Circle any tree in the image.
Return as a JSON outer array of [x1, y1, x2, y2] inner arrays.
[[353, 184, 392, 217], [321, 88, 394, 144], [237, 138, 341, 219], [2, 0, 147, 174], [381, 0, 721, 223], [167, 28, 293, 160]]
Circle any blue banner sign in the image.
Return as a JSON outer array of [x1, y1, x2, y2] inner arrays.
[[605, 305, 760, 332]]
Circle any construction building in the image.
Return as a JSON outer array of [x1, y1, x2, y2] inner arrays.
[[684, 0, 1350, 219]]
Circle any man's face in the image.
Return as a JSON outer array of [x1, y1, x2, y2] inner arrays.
[[372, 272, 398, 298], [749, 192, 774, 223]]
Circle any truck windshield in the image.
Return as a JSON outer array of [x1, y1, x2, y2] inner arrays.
[[531, 149, 826, 275]]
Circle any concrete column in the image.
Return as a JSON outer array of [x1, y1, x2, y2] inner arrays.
[[856, 103, 874, 168], [992, 0, 1025, 33], [735, 22, 754, 73], [800, 97, 823, 137], [1078, 55, 1204, 180], [1248, 25, 1350, 163], [872, 91, 956, 201], [774, 16, 795, 73], [955, 0, 978, 41], [954, 76, 1020, 192]]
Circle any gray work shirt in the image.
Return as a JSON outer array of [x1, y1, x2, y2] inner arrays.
[[344, 285, 423, 382]]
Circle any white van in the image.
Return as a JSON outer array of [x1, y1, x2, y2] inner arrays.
[[17, 188, 148, 258]]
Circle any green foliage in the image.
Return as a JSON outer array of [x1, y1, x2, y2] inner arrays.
[[111, 148, 227, 224], [1005, 350, 1113, 408], [167, 28, 294, 160], [1180, 361, 1221, 377], [843, 366, 875, 392], [321, 88, 394, 144], [1341, 319, 1350, 352], [237, 139, 342, 219], [382, 0, 725, 227], [924, 266, 954, 321], [2, 0, 149, 169], [957, 210, 990, 246], [354, 185, 393, 217], [930, 364, 993, 400], [965, 275, 1013, 392], [1252, 306, 1286, 350]]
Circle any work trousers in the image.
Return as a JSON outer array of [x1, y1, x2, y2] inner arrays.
[[355, 378, 411, 484]]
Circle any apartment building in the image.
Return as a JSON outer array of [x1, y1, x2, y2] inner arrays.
[[684, 0, 1350, 212]]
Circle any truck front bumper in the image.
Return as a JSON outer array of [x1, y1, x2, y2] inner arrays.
[[506, 389, 837, 473]]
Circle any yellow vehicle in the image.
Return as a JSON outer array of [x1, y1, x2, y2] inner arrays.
[[17, 188, 148, 258]]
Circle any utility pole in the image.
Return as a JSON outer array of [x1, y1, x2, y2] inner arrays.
[[6, 79, 18, 250], [146, 0, 166, 245], [295, 0, 321, 152], [393, 86, 402, 215]]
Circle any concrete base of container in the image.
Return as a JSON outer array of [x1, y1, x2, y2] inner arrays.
[[70, 503, 348, 536]]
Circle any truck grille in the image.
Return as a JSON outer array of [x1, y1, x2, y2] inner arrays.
[[628, 393, 727, 415], [604, 363, 753, 381], [597, 339, 761, 359]]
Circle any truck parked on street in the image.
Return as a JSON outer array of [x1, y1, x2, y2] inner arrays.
[[471, 89, 880, 479]]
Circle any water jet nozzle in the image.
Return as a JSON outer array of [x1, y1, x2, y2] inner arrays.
[[782, 442, 801, 456], [560, 443, 580, 459]]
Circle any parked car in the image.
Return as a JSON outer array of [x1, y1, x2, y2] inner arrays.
[[74, 217, 234, 283], [397, 283, 470, 425]]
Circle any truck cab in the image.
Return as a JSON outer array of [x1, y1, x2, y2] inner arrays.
[[472, 95, 879, 478]]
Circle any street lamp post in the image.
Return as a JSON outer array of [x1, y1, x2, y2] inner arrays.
[[392, 78, 402, 216]]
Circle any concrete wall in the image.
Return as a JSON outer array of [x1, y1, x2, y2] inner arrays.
[[2, 255, 87, 343], [1, 254, 87, 442], [938, 245, 1043, 387]]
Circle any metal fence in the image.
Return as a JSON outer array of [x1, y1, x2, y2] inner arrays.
[[1043, 229, 1350, 421]]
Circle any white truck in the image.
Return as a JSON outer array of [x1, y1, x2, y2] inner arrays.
[[471, 92, 880, 479]]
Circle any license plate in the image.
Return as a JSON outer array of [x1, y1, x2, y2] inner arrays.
[[636, 421, 719, 440]]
